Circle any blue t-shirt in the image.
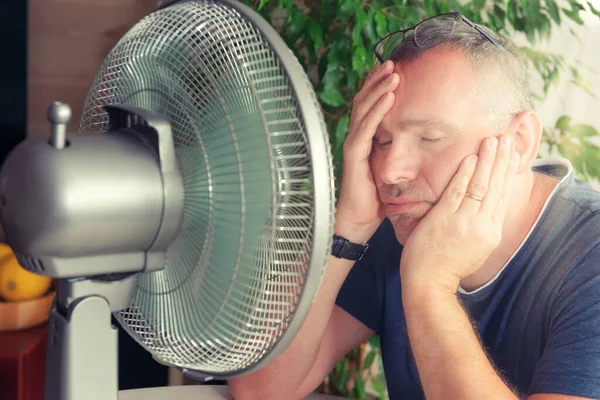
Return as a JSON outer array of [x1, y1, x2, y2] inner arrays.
[[336, 158, 600, 399]]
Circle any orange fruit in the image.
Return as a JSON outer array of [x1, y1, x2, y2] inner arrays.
[[0, 243, 52, 302]]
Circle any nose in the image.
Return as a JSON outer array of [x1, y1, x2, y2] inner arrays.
[[376, 137, 420, 185]]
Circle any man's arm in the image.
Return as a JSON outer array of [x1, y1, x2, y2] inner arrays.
[[403, 286, 520, 400], [227, 255, 373, 400], [403, 287, 594, 400]]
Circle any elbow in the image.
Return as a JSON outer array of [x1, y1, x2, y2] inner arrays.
[[227, 379, 270, 400], [228, 378, 300, 400]]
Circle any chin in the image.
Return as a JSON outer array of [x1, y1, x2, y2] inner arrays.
[[388, 215, 422, 245]]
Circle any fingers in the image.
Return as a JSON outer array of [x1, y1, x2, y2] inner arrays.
[[492, 148, 520, 224], [352, 61, 399, 124], [437, 154, 479, 214], [344, 92, 395, 163], [479, 135, 514, 218], [354, 60, 394, 106], [458, 136, 498, 215], [344, 61, 400, 162]]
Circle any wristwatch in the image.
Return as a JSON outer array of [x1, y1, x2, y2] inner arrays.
[[331, 234, 369, 261]]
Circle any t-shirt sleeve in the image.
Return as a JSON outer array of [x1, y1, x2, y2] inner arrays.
[[528, 249, 600, 398], [335, 250, 380, 333]]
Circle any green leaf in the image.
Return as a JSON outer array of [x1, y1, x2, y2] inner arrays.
[[583, 146, 600, 178], [288, 11, 306, 35], [319, 89, 346, 107], [543, 67, 559, 94], [355, 373, 366, 399], [352, 43, 368, 75], [258, 0, 271, 10], [335, 359, 344, 375], [474, 0, 486, 12], [319, 0, 338, 26], [538, 12, 552, 40], [563, 7, 584, 24], [556, 115, 572, 130], [347, 69, 358, 91], [340, 364, 350, 387], [372, 377, 386, 397], [506, 0, 517, 23], [374, 10, 388, 38], [330, 372, 345, 395], [327, 44, 342, 71], [513, 15, 527, 31], [588, 1, 600, 17], [528, 0, 542, 27], [569, 0, 585, 11], [340, 0, 360, 16], [363, 350, 376, 369], [308, 20, 323, 52], [335, 114, 350, 150], [366, 6, 379, 42], [323, 66, 343, 92], [570, 123, 599, 139], [353, 8, 368, 43], [546, 0, 561, 23], [368, 334, 381, 347], [525, 26, 536, 44], [448, 0, 464, 13]]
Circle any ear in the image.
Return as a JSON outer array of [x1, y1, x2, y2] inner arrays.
[[506, 110, 542, 174]]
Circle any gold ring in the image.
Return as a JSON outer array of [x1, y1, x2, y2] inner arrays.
[[465, 192, 484, 202]]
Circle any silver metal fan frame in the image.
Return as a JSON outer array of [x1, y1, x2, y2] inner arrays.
[[162, 0, 335, 380]]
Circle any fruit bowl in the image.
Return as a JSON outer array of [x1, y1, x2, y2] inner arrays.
[[0, 290, 55, 332]]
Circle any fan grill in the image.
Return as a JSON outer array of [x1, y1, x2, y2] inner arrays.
[[79, 0, 333, 374]]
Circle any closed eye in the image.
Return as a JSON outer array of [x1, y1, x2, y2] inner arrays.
[[373, 137, 392, 148], [420, 136, 443, 143]]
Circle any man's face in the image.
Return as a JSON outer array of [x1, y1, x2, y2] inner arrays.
[[370, 48, 498, 244]]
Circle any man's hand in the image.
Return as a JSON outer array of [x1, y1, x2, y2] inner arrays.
[[397, 135, 522, 400], [399, 134, 520, 293], [334, 60, 400, 242]]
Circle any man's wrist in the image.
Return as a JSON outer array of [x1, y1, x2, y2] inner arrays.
[[400, 259, 462, 295], [333, 222, 376, 244], [401, 277, 460, 306]]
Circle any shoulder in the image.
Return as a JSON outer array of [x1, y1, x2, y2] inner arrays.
[[535, 173, 600, 322], [518, 161, 600, 314], [536, 158, 600, 218]]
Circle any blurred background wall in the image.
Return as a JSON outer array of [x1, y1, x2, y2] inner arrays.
[[27, 0, 159, 137], [533, 7, 600, 134]]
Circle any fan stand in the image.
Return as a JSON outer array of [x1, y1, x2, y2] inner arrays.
[[44, 275, 138, 400], [42, 276, 349, 400]]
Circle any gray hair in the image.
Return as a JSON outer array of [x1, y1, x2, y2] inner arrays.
[[388, 17, 532, 132]]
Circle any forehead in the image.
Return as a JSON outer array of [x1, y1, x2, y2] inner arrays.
[[382, 47, 486, 132]]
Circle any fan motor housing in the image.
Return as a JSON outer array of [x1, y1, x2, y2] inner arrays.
[[0, 104, 184, 278]]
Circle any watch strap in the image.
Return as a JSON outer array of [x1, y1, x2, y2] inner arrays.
[[331, 234, 369, 261]]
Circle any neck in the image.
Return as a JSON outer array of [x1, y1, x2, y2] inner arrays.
[[460, 170, 558, 292]]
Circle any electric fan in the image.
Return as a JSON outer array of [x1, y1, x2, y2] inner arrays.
[[0, 0, 341, 399]]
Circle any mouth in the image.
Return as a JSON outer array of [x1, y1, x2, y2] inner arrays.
[[384, 200, 428, 216]]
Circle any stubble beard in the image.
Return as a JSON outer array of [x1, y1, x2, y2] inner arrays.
[[388, 213, 424, 245], [377, 181, 434, 245]]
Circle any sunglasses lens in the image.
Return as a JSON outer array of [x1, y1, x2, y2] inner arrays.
[[375, 32, 405, 62]]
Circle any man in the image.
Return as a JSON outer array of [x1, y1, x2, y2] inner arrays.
[[228, 12, 600, 400]]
